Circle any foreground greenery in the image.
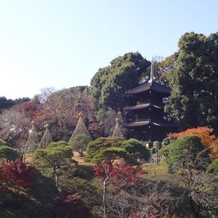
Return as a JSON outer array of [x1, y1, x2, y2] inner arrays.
[[0, 164, 99, 218], [0, 158, 217, 217], [1, 130, 218, 217]]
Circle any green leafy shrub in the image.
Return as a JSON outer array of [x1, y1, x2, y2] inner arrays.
[[71, 166, 94, 180], [162, 137, 171, 147], [207, 159, 218, 173]]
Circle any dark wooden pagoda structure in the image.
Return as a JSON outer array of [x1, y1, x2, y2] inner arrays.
[[123, 61, 177, 142]]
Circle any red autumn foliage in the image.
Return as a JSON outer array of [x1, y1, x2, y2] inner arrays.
[[17, 101, 40, 119], [177, 127, 215, 149], [95, 161, 175, 218], [94, 160, 148, 189], [167, 132, 179, 140], [33, 90, 101, 141], [0, 159, 36, 193], [209, 139, 218, 160]]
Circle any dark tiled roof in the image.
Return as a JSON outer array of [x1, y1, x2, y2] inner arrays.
[[125, 81, 171, 94]]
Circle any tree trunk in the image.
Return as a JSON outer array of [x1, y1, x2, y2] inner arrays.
[[190, 198, 200, 218], [53, 166, 62, 193], [103, 176, 109, 218]]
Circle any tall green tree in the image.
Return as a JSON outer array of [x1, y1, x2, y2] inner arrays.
[[90, 52, 150, 136], [91, 52, 150, 111], [166, 32, 218, 132], [0, 97, 14, 110]]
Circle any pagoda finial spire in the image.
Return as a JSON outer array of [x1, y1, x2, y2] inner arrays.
[[149, 57, 154, 83]]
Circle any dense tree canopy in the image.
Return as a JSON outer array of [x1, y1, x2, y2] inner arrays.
[[159, 135, 209, 170], [0, 96, 30, 111], [166, 32, 218, 133], [90, 52, 150, 111], [85, 137, 124, 162], [85, 136, 150, 164], [32, 141, 74, 170], [0, 97, 14, 110], [120, 138, 150, 162]]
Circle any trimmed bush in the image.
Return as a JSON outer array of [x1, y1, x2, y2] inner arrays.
[[153, 141, 161, 149]]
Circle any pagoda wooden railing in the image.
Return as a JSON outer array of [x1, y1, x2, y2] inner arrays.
[[127, 100, 165, 107], [125, 116, 173, 123]]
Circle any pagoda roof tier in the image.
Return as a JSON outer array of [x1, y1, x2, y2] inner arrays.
[[124, 102, 164, 111], [125, 81, 171, 95], [123, 120, 176, 128]]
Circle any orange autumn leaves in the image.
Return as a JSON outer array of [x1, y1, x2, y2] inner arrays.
[[168, 127, 218, 159]]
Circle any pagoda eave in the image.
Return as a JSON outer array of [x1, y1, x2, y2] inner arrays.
[[125, 81, 171, 95], [123, 120, 176, 128]]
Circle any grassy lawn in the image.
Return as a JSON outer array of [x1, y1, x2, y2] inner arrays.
[[142, 160, 175, 181]]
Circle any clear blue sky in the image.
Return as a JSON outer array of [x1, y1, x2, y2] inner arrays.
[[0, 0, 217, 99]]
